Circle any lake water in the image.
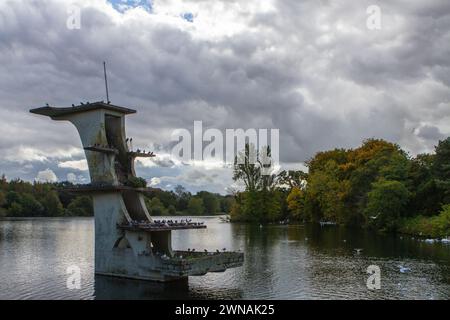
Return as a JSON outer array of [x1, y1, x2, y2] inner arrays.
[[0, 216, 449, 300]]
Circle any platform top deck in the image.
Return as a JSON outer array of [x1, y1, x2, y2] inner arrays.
[[30, 101, 136, 117]]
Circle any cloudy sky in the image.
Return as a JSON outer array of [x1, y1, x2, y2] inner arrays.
[[0, 0, 449, 194]]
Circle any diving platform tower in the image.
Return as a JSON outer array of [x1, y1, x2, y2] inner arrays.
[[30, 102, 243, 282]]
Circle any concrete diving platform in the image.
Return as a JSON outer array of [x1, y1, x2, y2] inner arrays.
[[30, 101, 244, 282]]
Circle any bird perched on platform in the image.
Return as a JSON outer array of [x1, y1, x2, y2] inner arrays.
[[204, 249, 208, 253]]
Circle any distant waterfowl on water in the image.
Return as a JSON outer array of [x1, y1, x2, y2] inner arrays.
[[399, 265, 411, 273]]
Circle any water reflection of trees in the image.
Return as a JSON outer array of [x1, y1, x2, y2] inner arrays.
[[294, 224, 450, 262], [231, 223, 294, 298]]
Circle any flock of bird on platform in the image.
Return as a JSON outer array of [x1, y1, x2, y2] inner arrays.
[[125, 219, 205, 229], [154, 247, 232, 261], [87, 139, 153, 156]]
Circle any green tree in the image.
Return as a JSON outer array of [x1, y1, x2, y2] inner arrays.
[[167, 204, 177, 215], [197, 191, 219, 214], [174, 185, 191, 211], [287, 186, 304, 220], [40, 190, 64, 216], [6, 191, 20, 207], [67, 196, 93, 216], [364, 180, 410, 232], [433, 137, 450, 202], [17, 194, 44, 217], [0, 190, 6, 207], [9, 202, 24, 217], [220, 196, 235, 213], [187, 197, 204, 215], [147, 197, 167, 216], [407, 153, 440, 216]]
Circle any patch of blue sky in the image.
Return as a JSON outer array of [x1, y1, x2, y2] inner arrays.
[[108, 0, 152, 13], [182, 12, 194, 23]]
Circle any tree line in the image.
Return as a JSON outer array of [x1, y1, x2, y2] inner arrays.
[[230, 138, 450, 238], [0, 179, 93, 217], [143, 185, 234, 216], [0, 176, 232, 218]]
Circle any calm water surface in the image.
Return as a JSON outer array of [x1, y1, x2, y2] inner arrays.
[[0, 216, 449, 300]]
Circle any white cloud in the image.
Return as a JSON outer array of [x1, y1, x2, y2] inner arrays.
[[67, 172, 77, 183], [35, 168, 58, 182], [66, 172, 88, 184], [58, 159, 88, 171], [148, 177, 161, 186]]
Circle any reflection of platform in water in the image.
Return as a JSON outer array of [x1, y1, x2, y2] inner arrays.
[[94, 275, 243, 300]]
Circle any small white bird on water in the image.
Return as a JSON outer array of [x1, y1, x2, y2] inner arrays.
[[354, 248, 363, 254], [398, 265, 411, 273]]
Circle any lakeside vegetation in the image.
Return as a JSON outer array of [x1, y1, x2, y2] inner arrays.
[[0, 176, 231, 218], [230, 138, 450, 238], [0, 178, 93, 218]]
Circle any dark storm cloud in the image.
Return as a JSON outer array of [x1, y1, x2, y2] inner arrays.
[[0, 0, 449, 192]]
